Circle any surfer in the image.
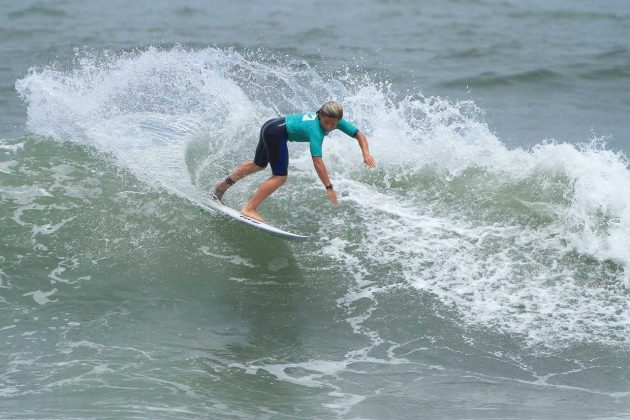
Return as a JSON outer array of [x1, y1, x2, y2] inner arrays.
[[213, 101, 376, 222]]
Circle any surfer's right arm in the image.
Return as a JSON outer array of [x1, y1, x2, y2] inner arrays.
[[355, 131, 376, 168], [312, 157, 338, 207]]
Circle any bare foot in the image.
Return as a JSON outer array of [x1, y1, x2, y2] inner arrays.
[[241, 208, 265, 223]]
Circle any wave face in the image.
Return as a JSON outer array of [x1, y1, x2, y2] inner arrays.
[[14, 46, 630, 350]]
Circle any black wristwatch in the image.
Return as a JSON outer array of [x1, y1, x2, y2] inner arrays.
[[325, 184, 333, 190]]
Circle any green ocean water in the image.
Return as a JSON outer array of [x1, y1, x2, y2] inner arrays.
[[1, 1, 630, 418]]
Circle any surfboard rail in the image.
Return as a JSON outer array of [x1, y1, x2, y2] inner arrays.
[[196, 195, 309, 241]]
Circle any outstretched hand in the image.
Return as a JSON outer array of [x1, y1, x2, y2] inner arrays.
[[363, 154, 376, 168], [326, 189, 339, 207]]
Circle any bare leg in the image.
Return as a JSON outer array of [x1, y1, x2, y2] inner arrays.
[[241, 175, 287, 222], [213, 161, 265, 200]]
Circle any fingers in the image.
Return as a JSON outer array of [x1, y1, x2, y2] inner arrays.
[[364, 155, 377, 168], [327, 190, 338, 207]]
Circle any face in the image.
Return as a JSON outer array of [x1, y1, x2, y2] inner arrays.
[[318, 114, 340, 134]]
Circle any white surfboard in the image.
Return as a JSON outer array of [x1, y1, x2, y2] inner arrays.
[[198, 195, 309, 241]]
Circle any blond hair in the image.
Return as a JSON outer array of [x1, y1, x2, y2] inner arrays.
[[317, 101, 343, 119]]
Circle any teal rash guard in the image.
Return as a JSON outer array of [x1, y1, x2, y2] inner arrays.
[[284, 112, 359, 157]]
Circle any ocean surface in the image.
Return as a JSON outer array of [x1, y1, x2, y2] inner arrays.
[[1, 1, 630, 418]]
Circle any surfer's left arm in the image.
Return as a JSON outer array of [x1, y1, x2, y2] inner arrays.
[[355, 131, 376, 168]]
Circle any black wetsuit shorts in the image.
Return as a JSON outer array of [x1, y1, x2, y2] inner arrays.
[[253, 117, 289, 176]]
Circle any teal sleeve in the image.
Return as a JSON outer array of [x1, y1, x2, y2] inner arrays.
[[336, 118, 359, 137]]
